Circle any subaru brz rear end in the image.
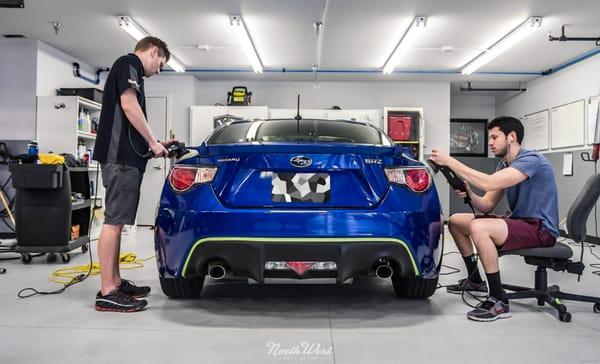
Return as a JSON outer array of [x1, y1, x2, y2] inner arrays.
[[155, 119, 443, 299]]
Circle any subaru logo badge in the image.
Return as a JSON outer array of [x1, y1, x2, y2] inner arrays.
[[290, 156, 312, 168]]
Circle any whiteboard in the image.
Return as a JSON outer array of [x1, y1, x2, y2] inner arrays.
[[551, 99, 585, 149], [522, 110, 549, 150], [589, 96, 600, 145]]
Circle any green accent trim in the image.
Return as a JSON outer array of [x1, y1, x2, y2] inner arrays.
[[180, 237, 419, 277]]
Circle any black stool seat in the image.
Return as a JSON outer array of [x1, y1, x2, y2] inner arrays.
[[500, 242, 573, 260]]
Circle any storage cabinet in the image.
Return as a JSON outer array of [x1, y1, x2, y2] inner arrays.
[[383, 107, 425, 161]]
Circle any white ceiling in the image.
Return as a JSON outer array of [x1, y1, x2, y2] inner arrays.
[[1, 0, 599, 89]]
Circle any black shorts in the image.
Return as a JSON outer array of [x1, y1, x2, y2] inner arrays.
[[101, 163, 144, 225]]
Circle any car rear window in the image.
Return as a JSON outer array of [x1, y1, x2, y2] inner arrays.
[[207, 122, 251, 144], [255, 119, 382, 144]]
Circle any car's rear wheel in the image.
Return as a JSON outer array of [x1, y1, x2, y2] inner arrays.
[[160, 276, 205, 298], [392, 275, 438, 299]]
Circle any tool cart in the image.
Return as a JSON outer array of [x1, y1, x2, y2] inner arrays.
[[9, 164, 91, 263]]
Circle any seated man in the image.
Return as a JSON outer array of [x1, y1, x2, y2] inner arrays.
[[430, 116, 559, 322]]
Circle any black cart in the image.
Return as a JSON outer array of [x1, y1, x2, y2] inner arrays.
[[9, 164, 91, 263]]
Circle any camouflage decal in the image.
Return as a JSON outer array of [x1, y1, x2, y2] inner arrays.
[[272, 173, 330, 203]]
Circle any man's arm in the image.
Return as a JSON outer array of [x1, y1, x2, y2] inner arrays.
[[462, 186, 505, 214], [120, 89, 167, 157]]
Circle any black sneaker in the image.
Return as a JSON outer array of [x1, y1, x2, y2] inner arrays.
[[467, 296, 511, 322], [446, 278, 488, 296], [118, 279, 151, 298], [95, 289, 147, 312]]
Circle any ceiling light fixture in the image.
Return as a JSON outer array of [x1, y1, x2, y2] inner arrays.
[[117, 15, 186, 73], [229, 14, 263, 73], [382, 16, 428, 75], [461, 17, 543, 75]]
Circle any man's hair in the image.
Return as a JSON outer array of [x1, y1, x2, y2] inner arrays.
[[487, 116, 524, 144], [135, 36, 170, 62]]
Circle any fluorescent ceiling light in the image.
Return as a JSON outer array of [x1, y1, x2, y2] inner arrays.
[[461, 17, 543, 75], [382, 16, 428, 75], [229, 14, 263, 73], [116, 15, 186, 73]]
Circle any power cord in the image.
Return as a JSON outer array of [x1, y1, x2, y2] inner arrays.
[[437, 251, 487, 309]]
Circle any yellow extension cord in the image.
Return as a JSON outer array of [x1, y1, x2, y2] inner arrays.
[[49, 252, 155, 285]]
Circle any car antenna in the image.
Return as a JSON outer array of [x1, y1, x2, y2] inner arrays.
[[295, 94, 302, 134]]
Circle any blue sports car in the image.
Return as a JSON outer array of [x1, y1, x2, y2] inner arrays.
[[155, 118, 443, 299]]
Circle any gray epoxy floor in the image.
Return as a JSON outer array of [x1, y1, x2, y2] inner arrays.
[[1, 227, 599, 364]]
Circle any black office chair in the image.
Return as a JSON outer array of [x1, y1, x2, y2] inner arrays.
[[500, 173, 600, 322]]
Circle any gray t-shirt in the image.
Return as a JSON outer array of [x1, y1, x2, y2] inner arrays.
[[496, 148, 559, 237]]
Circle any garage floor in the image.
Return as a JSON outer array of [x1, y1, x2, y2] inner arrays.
[[1, 227, 599, 364]]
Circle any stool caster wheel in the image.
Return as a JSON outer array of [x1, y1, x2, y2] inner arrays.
[[21, 253, 32, 264], [61, 253, 71, 263], [559, 311, 572, 322], [81, 244, 88, 254], [594, 303, 600, 314]]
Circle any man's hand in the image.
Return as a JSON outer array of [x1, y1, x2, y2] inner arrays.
[[455, 181, 472, 199], [150, 141, 168, 158], [160, 138, 179, 148], [430, 148, 454, 167]]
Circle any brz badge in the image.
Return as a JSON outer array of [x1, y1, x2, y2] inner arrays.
[[365, 159, 383, 165], [290, 156, 312, 168]]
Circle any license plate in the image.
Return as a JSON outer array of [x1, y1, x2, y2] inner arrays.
[[271, 173, 330, 203]]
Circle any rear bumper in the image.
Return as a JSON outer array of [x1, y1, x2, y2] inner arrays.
[[155, 182, 443, 279], [179, 237, 419, 283]]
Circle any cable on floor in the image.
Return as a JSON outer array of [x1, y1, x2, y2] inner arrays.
[[48, 252, 154, 285]]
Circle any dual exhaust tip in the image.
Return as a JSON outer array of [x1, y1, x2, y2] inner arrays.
[[207, 259, 395, 280]]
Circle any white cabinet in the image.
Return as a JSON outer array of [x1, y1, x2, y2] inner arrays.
[[189, 106, 269, 146], [325, 109, 382, 129], [36, 96, 104, 202], [269, 109, 327, 119], [383, 107, 425, 161]]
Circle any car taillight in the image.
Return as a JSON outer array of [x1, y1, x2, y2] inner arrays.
[[169, 166, 217, 192], [404, 168, 431, 193], [385, 167, 431, 193]]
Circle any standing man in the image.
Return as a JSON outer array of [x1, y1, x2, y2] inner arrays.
[[430, 116, 559, 322], [93, 36, 171, 312]]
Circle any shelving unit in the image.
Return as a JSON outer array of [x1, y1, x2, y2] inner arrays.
[[383, 107, 425, 161], [36, 96, 104, 204]]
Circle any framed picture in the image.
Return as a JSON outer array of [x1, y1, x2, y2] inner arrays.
[[450, 119, 488, 157]]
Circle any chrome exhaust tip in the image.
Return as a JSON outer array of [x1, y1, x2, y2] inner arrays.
[[208, 264, 227, 280], [375, 263, 393, 279]]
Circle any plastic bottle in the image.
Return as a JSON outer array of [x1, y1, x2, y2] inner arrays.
[[27, 140, 38, 155]]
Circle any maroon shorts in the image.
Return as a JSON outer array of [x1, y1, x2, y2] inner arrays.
[[475, 215, 557, 252]]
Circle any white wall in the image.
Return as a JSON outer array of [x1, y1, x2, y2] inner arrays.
[[451, 94, 495, 120], [496, 56, 600, 118], [0, 39, 38, 140], [195, 80, 451, 215], [36, 41, 106, 97], [145, 75, 198, 142]]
